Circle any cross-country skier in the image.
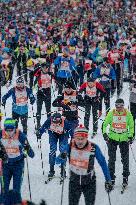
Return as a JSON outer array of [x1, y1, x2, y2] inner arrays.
[[52, 81, 84, 138], [36, 112, 73, 178], [2, 77, 35, 134], [93, 57, 116, 116], [34, 62, 53, 130], [79, 77, 106, 136], [102, 98, 135, 188], [56, 124, 112, 205], [0, 118, 35, 194]]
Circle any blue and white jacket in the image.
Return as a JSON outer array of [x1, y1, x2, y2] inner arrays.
[[2, 86, 35, 115]]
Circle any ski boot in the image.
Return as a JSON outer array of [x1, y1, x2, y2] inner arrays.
[[60, 165, 66, 178], [122, 177, 128, 186], [60, 165, 66, 185], [121, 177, 128, 194], [48, 165, 55, 178]]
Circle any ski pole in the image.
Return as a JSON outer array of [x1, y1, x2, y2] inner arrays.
[[26, 157, 32, 201], [4, 105, 6, 117], [39, 139, 45, 176], [130, 145, 136, 164], [31, 105, 40, 149], [60, 165, 65, 205], [107, 192, 112, 205]]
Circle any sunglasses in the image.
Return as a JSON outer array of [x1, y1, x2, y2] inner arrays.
[[52, 118, 62, 123], [6, 129, 14, 132], [115, 104, 124, 108]]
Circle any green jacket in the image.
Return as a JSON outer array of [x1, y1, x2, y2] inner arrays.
[[102, 109, 134, 142]]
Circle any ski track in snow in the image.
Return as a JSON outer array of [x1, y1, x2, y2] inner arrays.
[[1, 70, 136, 205]]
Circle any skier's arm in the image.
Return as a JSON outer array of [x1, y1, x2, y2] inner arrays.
[[79, 82, 87, 91], [38, 118, 51, 136], [19, 132, 35, 158], [54, 56, 61, 65], [93, 67, 101, 79], [102, 111, 113, 134], [0, 135, 8, 163], [127, 112, 135, 139], [26, 87, 36, 105], [95, 144, 111, 181], [2, 88, 14, 104], [96, 82, 106, 93], [52, 96, 64, 107], [109, 68, 116, 80], [55, 144, 70, 164]]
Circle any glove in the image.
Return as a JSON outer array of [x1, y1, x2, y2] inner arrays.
[[36, 130, 41, 140], [105, 181, 113, 192], [61, 103, 71, 111], [24, 143, 30, 152], [103, 133, 109, 142], [56, 153, 67, 164], [30, 98, 35, 105], [60, 152, 67, 159], [128, 136, 135, 144], [1, 100, 6, 107]]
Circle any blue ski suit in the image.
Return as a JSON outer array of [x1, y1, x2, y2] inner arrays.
[[0, 129, 34, 193], [38, 117, 72, 165]]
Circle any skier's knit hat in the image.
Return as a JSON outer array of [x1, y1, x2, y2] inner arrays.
[[4, 190, 22, 205], [4, 118, 17, 130], [74, 124, 89, 138], [115, 98, 124, 107]]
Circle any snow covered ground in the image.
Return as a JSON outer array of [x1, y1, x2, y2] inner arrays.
[[1, 73, 136, 205]]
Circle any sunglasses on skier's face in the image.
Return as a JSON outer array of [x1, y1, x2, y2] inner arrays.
[[5, 129, 15, 137], [52, 118, 62, 124], [6, 129, 14, 132], [115, 103, 124, 109]]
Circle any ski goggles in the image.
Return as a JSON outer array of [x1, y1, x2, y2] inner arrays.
[[52, 118, 62, 124], [115, 103, 124, 108]]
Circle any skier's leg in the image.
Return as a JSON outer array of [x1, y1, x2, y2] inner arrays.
[[98, 92, 103, 116], [104, 88, 110, 115], [45, 95, 51, 118], [36, 93, 43, 129], [20, 113, 28, 135], [107, 140, 118, 182], [119, 141, 130, 181], [69, 181, 82, 205], [59, 134, 68, 177], [92, 101, 98, 134], [13, 160, 24, 193], [29, 71, 34, 89], [67, 120, 79, 139], [49, 133, 58, 175], [84, 102, 91, 130], [12, 112, 20, 128], [83, 175, 96, 205], [3, 164, 12, 192]]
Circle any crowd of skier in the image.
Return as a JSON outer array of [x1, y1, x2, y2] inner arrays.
[[0, 0, 136, 204]]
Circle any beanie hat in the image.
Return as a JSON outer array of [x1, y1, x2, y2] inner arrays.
[[74, 124, 88, 138], [115, 98, 124, 107], [64, 81, 75, 90], [16, 77, 24, 84], [4, 190, 22, 205], [88, 77, 95, 83], [4, 118, 17, 130], [52, 113, 62, 123]]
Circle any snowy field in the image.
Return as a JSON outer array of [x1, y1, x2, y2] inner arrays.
[[1, 71, 136, 205]]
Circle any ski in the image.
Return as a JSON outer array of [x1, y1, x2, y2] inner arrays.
[[45, 176, 68, 184], [121, 184, 128, 194], [45, 176, 61, 184]]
